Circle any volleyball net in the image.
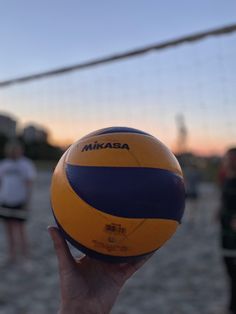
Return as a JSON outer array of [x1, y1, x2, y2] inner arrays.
[[0, 24, 236, 156]]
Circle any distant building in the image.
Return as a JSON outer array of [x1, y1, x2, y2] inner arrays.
[[22, 125, 48, 143], [0, 114, 17, 138]]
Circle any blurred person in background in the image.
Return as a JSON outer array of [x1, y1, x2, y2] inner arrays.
[[218, 147, 236, 314], [184, 161, 201, 225], [0, 140, 36, 266]]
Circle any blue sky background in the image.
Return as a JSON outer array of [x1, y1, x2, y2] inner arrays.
[[1, 0, 236, 78], [0, 1, 236, 154]]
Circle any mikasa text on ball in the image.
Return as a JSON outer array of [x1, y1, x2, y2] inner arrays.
[[51, 127, 185, 262]]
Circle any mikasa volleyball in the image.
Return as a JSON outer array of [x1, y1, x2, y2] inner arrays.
[[51, 127, 185, 262]]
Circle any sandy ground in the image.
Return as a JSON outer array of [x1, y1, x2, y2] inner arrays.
[[0, 171, 229, 314]]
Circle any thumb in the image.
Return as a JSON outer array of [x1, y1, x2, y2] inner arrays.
[[48, 226, 75, 272]]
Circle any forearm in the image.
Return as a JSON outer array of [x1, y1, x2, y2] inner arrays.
[[58, 303, 81, 314], [58, 306, 102, 314], [58, 307, 81, 314], [58, 301, 96, 314], [58, 301, 112, 314]]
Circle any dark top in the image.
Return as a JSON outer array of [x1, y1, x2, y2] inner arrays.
[[220, 177, 236, 250], [184, 166, 200, 200]]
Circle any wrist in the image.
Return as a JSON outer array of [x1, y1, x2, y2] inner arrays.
[[58, 303, 83, 314]]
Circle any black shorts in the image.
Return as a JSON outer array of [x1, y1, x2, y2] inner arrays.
[[0, 203, 27, 222]]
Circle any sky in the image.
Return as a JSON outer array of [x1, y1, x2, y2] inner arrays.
[[0, 0, 236, 155]]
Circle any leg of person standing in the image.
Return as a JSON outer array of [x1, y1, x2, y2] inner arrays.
[[16, 220, 30, 259], [4, 219, 18, 263], [224, 257, 236, 314]]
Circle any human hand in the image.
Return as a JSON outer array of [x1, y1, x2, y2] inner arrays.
[[48, 226, 152, 314]]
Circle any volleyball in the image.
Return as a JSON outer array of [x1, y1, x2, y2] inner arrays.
[[51, 126, 185, 262]]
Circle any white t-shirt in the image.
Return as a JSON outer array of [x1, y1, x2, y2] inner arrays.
[[0, 157, 36, 206]]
